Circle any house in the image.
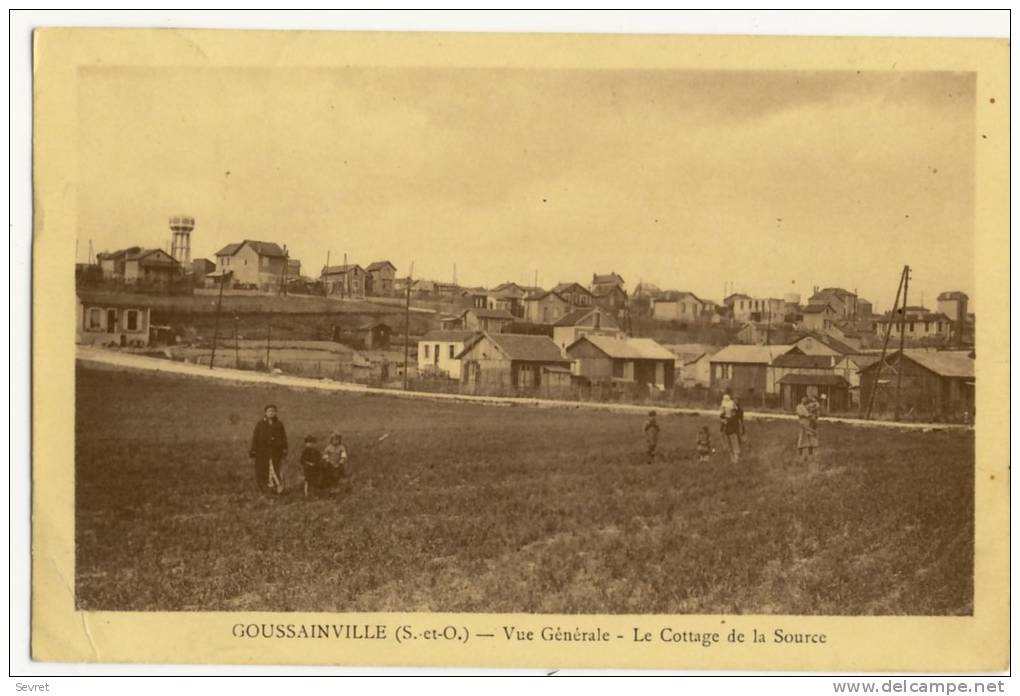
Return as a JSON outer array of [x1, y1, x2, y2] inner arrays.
[[652, 292, 704, 322], [664, 343, 720, 388], [76, 291, 151, 347], [708, 344, 793, 397], [592, 284, 628, 317], [800, 303, 838, 331], [566, 335, 676, 390], [320, 264, 367, 298], [460, 308, 514, 333], [460, 287, 490, 309], [736, 321, 798, 345], [97, 247, 146, 280], [789, 332, 858, 357], [768, 349, 850, 410], [808, 287, 869, 321], [591, 272, 625, 295], [331, 321, 391, 350], [215, 240, 288, 291], [858, 349, 975, 420], [777, 374, 851, 412], [725, 294, 785, 322], [523, 290, 571, 324], [192, 258, 216, 279], [365, 261, 397, 296], [487, 282, 530, 318], [418, 330, 480, 379], [122, 248, 182, 286], [552, 307, 621, 351], [552, 282, 595, 309], [457, 332, 572, 394], [833, 353, 881, 406], [286, 258, 302, 279], [936, 291, 969, 346], [880, 307, 953, 344], [434, 282, 462, 301]]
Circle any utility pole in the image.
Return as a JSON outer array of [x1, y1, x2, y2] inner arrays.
[[894, 266, 911, 421], [265, 321, 272, 371], [279, 245, 289, 296], [233, 314, 240, 369], [403, 261, 414, 391], [209, 271, 229, 369], [341, 252, 347, 301], [324, 250, 331, 296], [864, 266, 907, 420]]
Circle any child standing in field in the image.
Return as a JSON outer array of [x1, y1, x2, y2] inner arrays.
[[644, 410, 660, 464], [250, 404, 288, 494], [320, 431, 349, 491], [696, 426, 712, 463]]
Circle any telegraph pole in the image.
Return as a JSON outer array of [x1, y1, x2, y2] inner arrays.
[[324, 250, 331, 296], [209, 271, 229, 369], [403, 261, 414, 390], [233, 313, 240, 369], [864, 266, 907, 420], [279, 245, 289, 296], [894, 266, 911, 421], [265, 322, 272, 371]]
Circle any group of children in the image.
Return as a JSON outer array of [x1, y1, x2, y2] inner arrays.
[[642, 389, 748, 465], [248, 405, 351, 497]]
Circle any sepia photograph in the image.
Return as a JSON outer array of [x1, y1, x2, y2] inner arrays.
[[28, 23, 1008, 671], [72, 63, 977, 616]]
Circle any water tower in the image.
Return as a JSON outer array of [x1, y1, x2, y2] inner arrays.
[[169, 215, 194, 265]]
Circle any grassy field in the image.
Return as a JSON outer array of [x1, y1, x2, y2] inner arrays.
[[75, 365, 974, 615]]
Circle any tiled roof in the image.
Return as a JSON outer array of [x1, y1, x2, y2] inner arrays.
[[568, 335, 675, 361], [322, 264, 365, 275], [777, 374, 849, 386], [710, 344, 793, 365], [215, 240, 287, 258], [467, 308, 514, 320], [802, 304, 835, 314], [475, 333, 568, 362], [421, 330, 480, 342], [553, 308, 620, 329], [901, 350, 974, 378], [772, 353, 835, 369], [366, 260, 396, 271]]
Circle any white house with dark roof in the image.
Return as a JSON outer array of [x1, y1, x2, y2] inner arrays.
[[552, 307, 621, 351], [418, 329, 479, 379], [214, 240, 288, 290]]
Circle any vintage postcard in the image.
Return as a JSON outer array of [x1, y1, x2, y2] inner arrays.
[[32, 28, 1008, 670]]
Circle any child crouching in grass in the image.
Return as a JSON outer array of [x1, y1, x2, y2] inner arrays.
[[301, 432, 349, 497], [319, 431, 349, 492]]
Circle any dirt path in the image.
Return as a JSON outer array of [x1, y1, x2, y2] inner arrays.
[[76, 346, 968, 431]]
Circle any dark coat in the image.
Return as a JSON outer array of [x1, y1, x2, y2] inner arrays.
[[250, 417, 288, 459]]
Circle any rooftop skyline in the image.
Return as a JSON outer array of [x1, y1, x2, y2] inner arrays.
[[77, 67, 976, 313]]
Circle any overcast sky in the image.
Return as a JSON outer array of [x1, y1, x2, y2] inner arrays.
[[77, 67, 975, 312]]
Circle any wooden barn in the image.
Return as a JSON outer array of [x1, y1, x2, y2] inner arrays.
[[708, 344, 793, 398], [566, 334, 676, 390], [858, 349, 975, 420], [457, 332, 571, 395]]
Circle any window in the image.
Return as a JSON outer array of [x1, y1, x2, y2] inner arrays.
[[448, 345, 455, 359], [126, 310, 138, 331], [424, 345, 430, 358], [88, 308, 101, 330]]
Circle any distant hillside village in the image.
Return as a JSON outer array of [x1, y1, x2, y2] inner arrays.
[[75, 221, 976, 422]]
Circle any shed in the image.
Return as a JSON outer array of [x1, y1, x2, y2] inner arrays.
[[566, 334, 676, 390], [859, 350, 975, 419], [777, 373, 850, 412]]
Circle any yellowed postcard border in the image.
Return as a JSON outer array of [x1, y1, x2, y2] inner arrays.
[[31, 28, 1009, 670]]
